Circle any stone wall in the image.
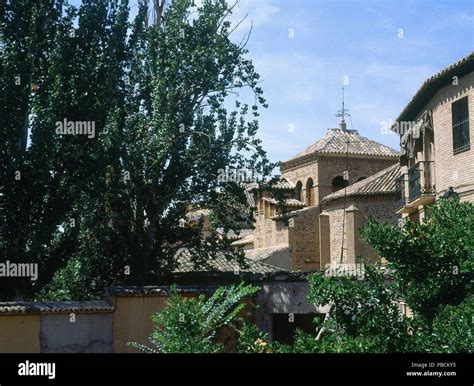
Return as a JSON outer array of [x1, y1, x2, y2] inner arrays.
[[354, 198, 399, 263], [317, 156, 397, 202], [357, 199, 399, 226], [326, 203, 346, 263], [322, 196, 399, 265], [288, 207, 320, 271], [281, 155, 397, 207], [281, 160, 318, 205], [253, 216, 289, 249]]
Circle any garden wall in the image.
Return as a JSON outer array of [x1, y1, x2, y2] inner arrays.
[[0, 301, 114, 353], [0, 282, 319, 353]]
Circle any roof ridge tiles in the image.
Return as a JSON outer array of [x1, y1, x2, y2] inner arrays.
[[283, 127, 399, 163]]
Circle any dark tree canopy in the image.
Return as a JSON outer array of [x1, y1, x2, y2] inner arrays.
[[0, 0, 276, 300]]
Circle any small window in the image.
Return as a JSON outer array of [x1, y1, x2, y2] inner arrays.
[[295, 181, 303, 201], [452, 97, 470, 154], [332, 176, 348, 192], [305, 178, 314, 206]]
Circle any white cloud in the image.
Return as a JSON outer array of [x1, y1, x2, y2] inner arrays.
[[456, 12, 474, 22]]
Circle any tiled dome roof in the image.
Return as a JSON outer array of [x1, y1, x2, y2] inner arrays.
[[285, 128, 399, 163]]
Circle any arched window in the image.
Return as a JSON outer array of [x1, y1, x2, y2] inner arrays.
[[295, 181, 303, 201], [305, 178, 314, 206], [357, 176, 367, 182], [332, 176, 348, 192]]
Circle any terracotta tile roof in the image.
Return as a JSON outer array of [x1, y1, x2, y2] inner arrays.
[[262, 197, 305, 207], [246, 178, 296, 191], [217, 228, 253, 240], [231, 233, 254, 246], [245, 244, 290, 263], [393, 52, 474, 125], [215, 228, 252, 241], [284, 128, 399, 163], [174, 248, 283, 274], [0, 301, 114, 315], [322, 163, 400, 202]]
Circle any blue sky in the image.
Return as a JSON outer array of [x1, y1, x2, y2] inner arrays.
[[225, 0, 474, 163], [70, 0, 474, 164]]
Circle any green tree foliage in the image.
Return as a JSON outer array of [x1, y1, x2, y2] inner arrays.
[[237, 197, 473, 353], [307, 265, 411, 352], [126, 196, 474, 354], [361, 196, 473, 323], [237, 322, 274, 353], [1, 0, 274, 300], [128, 283, 259, 353], [1, 0, 136, 299], [427, 295, 474, 352], [299, 196, 473, 353]]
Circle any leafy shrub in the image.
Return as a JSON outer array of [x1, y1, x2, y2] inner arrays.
[[128, 283, 259, 353]]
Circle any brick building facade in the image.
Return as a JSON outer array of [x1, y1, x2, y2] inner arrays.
[[321, 163, 400, 266], [394, 52, 474, 220], [239, 118, 399, 271], [238, 52, 474, 273]]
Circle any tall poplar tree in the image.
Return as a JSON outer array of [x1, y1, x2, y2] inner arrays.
[[0, 0, 275, 300]]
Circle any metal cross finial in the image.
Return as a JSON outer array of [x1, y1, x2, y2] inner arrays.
[[336, 87, 350, 130]]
